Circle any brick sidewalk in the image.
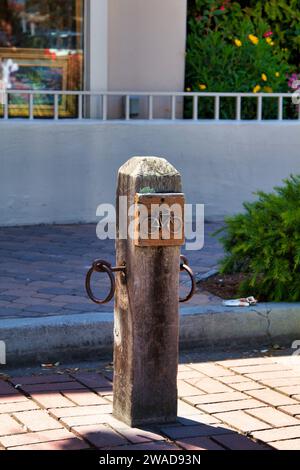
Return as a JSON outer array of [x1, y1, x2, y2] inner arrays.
[[0, 223, 223, 320], [1, 354, 300, 450]]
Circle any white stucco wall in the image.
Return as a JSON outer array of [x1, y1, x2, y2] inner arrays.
[[108, 0, 187, 92], [106, 0, 187, 118], [1, 121, 300, 226]]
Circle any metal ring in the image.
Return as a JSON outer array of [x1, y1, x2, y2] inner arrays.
[[180, 254, 189, 266], [179, 262, 196, 303], [85, 260, 115, 304]]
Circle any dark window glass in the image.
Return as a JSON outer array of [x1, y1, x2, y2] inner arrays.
[[0, 0, 84, 117]]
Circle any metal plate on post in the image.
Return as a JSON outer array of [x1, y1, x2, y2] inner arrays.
[[134, 192, 185, 247]]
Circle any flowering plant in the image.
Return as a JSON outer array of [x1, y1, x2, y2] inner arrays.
[[185, 1, 294, 118], [241, 0, 300, 70]]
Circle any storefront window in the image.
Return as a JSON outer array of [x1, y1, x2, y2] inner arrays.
[[0, 0, 84, 117]]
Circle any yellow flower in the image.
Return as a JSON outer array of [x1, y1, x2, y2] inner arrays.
[[266, 37, 272, 44], [261, 73, 267, 82], [186, 87, 191, 92], [234, 39, 242, 47], [264, 86, 273, 93], [275, 72, 280, 77], [253, 85, 261, 93], [270, 41, 275, 46], [198, 84, 207, 91], [248, 34, 259, 45]]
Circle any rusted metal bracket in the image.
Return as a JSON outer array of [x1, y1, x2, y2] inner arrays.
[[86, 255, 196, 305], [179, 254, 196, 303], [85, 260, 126, 305]]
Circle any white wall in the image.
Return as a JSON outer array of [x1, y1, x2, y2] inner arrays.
[[1, 120, 300, 226], [108, 0, 187, 92], [106, 0, 187, 119]]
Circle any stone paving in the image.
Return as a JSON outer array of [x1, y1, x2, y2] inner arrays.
[[1, 353, 300, 450], [0, 223, 223, 320]]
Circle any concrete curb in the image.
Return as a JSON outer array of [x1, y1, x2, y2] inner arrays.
[[1, 303, 300, 366]]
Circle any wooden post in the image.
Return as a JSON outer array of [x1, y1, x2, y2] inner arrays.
[[113, 156, 183, 426]]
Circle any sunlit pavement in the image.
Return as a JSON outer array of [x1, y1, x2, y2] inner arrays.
[[1, 351, 300, 450], [2, 224, 300, 450]]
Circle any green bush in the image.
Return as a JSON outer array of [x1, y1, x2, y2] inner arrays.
[[188, 0, 300, 70], [241, 0, 300, 70], [186, 0, 291, 93], [186, 16, 290, 93], [216, 175, 300, 301], [185, 1, 297, 119]]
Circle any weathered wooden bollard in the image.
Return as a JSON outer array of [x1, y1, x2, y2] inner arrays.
[[113, 157, 183, 426], [86, 156, 195, 427]]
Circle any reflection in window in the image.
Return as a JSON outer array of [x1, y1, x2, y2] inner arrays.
[[0, 0, 84, 117]]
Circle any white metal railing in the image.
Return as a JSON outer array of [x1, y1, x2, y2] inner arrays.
[[0, 90, 299, 121]]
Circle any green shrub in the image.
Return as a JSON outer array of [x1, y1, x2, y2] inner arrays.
[[241, 0, 300, 70], [186, 16, 290, 93], [216, 175, 300, 301], [185, 1, 296, 119], [188, 0, 300, 70], [186, 0, 290, 92]]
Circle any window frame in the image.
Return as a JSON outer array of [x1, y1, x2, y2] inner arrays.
[[84, 0, 108, 93]]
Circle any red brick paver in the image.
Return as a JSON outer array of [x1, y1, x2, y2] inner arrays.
[[0, 415, 25, 437], [214, 410, 268, 433], [252, 425, 300, 442], [61, 390, 108, 406], [1, 428, 77, 448], [30, 392, 76, 409], [246, 406, 300, 427], [72, 424, 128, 448], [0, 401, 40, 414], [176, 436, 224, 450], [246, 388, 298, 407], [184, 391, 247, 406], [278, 404, 300, 416], [49, 404, 112, 419], [1, 354, 300, 450], [271, 438, 300, 450], [212, 433, 267, 450], [13, 410, 62, 432], [9, 438, 89, 450], [196, 399, 264, 414]]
